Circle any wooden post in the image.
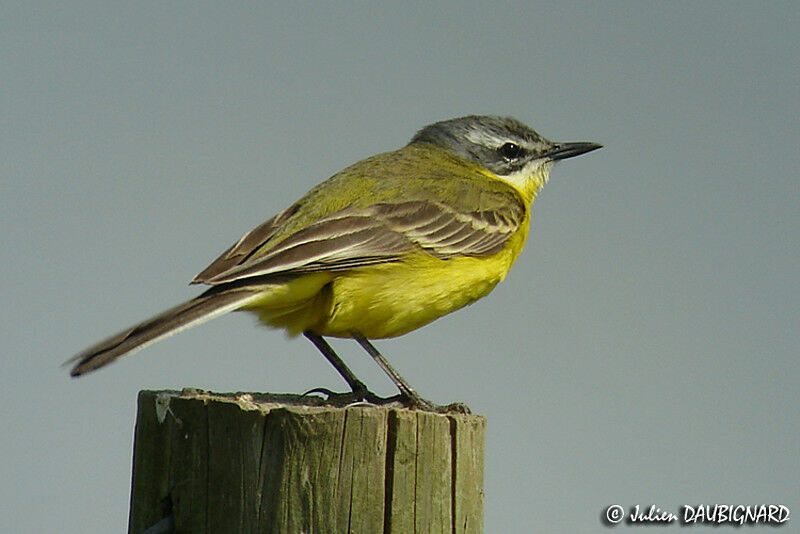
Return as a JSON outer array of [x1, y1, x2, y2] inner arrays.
[[128, 390, 485, 534]]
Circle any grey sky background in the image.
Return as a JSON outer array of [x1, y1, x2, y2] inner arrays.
[[2, 2, 798, 532]]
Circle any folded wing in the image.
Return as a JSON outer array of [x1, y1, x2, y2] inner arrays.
[[194, 199, 525, 286]]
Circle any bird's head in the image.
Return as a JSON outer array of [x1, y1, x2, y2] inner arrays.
[[411, 115, 601, 199]]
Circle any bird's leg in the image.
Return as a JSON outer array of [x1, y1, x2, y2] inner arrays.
[[303, 331, 385, 404], [351, 332, 470, 414]]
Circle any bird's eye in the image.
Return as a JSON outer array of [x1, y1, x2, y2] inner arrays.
[[499, 142, 522, 159]]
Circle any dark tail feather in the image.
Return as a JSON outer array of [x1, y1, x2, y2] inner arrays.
[[67, 287, 263, 376]]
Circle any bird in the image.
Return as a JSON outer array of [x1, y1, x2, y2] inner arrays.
[[67, 115, 601, 411]]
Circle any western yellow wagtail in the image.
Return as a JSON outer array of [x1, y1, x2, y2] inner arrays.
[[68, 115, 600, 411]]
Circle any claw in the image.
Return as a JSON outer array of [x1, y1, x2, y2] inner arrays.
[[302, 387, 363, 405], [302, 387, 469, 413], [400, 392, 472, 414], [302, 387, 338, 398], [302, 386, 398, 406]]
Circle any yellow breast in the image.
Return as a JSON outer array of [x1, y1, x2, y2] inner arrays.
[[242, 213, 531, 339]]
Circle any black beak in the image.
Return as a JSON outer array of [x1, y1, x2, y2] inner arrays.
[[545, 141, 602, 161]]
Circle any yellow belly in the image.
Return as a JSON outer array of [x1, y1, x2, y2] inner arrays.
[[319, 251, 512, 338], [240, 227, 527, 339]]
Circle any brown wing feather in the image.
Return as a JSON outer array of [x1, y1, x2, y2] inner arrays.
[[205, 214, 415, 283], [198, 199, 525, 285], [192, 205, 298, 284]]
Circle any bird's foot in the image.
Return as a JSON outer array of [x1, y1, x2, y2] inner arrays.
[[302, 387, 470, 414], [302, 386, 397, 406], [400, 391, 471, 414]]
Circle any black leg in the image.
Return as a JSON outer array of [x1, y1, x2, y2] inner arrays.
[[304, 331, 368, 396], [351, 332, 469, 413], [351, 333, 417, 398]]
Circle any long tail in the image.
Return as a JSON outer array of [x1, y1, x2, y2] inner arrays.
[[67, 286, 264, 377]]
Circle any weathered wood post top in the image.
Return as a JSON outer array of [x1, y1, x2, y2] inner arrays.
[[129, 389, 486, 534]]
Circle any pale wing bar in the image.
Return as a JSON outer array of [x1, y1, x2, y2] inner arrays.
[[377, 202, 521, 256]]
